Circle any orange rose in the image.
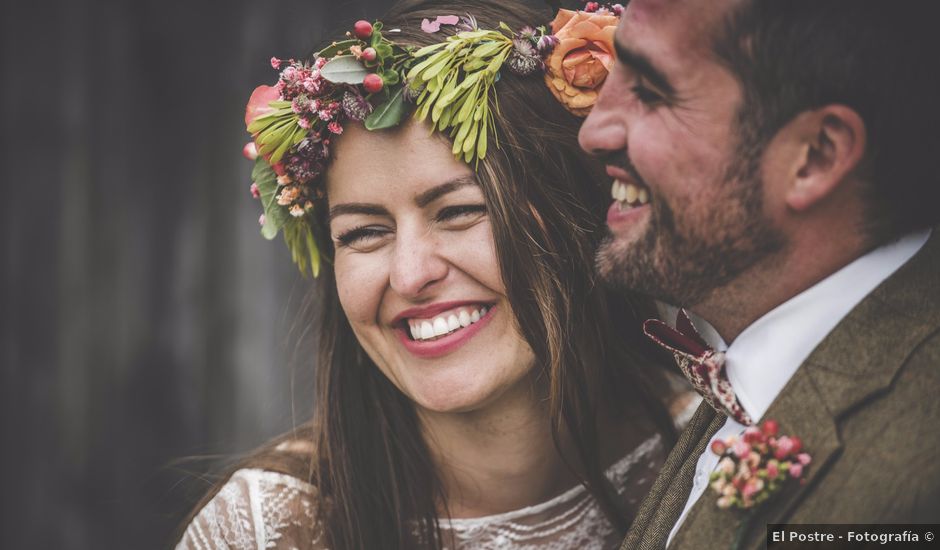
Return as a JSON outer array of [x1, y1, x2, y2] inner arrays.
[[544, 9, 619, 117]]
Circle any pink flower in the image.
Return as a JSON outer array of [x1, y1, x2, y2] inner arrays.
[[297, 117, 312, 129], [711, 439, 727, 456], [733, 440, 750, 459], [245, 85, 281, 130], [258, 214, 266, 226], [797, 453, 812, 465], [421, 14, 460, 33], [743, 426, 764, 445], [762, 419, 780, 437], [314, 57, 327, 69], [742, 477, 764, 500], [775, 436, 795, 460], [270, 57, 281, 69], [328, 121, 343, 134], [766, 459, 780, 480], [349, 45, 364, 59], [789, 463, 804, 478], [242, 142, 258, 160], [718, 456, 735, 475], [250, 182, 260, 199]]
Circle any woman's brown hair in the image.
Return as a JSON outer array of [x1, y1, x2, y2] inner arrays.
[[182, 0, 675, 548]]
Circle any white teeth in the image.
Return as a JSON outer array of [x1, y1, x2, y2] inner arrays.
[[408, 307, 490, 341], [625, 182, 638, 203], [611, 179, 627, 201], [433, 317, 449, 336], [638, 188, 649, 205]]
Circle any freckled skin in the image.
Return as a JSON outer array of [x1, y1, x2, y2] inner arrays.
[[325, 119, 536, 414]]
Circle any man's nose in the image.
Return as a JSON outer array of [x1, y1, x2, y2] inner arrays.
[[579, 78, 629, 157], [388, 227, 448, 299]]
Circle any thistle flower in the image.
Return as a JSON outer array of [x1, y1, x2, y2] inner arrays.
[[341, 90, 372, 121], [537, 34, 559, 55], [518, 26, 537, 41], [506, 39, 543, 76], [458, 13, 478, 31]]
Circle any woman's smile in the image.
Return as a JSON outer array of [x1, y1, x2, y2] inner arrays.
[[394, 301, 498, 358]]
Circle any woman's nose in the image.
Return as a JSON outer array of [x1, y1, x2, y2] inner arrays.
[[388, 228, 448, 299]]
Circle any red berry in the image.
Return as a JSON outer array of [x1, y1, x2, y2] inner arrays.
[[362, 73, 383, 93], [353, 20, 373, 39], [362, 47, 377, 61], [762, 419, 779, 437], [789, 436, 803, 455], [710, 439, 727, 456]]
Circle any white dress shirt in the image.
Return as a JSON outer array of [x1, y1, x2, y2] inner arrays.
[[665, 229, 931, 546]]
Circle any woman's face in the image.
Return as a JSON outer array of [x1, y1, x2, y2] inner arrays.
[[326, 119, 536, 413]]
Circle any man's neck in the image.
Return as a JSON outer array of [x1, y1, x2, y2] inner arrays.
[[691, 232, 872, 343]]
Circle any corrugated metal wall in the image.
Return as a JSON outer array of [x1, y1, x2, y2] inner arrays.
[[1, 0, 388, 547]]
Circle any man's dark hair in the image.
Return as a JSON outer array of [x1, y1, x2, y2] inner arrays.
[[714, 0, 940, 242]]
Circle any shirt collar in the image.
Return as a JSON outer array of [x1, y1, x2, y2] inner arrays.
[[719, 229, 931, 421]]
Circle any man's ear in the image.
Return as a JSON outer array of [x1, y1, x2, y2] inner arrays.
[[787, 105, 867, 211]]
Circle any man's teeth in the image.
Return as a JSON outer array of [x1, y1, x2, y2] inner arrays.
[[611, 179, 650, 208], [408, 306, 489, 341]]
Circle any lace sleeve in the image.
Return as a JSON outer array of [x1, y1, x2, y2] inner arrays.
[[177, 469, 325, 550]]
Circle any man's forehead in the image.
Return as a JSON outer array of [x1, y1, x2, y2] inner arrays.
[[623, 0, 740, 48]]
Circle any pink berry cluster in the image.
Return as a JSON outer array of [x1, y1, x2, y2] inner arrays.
[[583, 1, 624, 15], [709, 419, 812, 510]]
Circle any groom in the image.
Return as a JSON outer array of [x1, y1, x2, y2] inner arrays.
[[580, 0, 940, 548]]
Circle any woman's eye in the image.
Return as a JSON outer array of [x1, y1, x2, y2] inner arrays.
[[436, 204, 487, 223], [334, 226, 390, 249]]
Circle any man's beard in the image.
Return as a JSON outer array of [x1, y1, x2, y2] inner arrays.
[[596, 148, 784, 308]]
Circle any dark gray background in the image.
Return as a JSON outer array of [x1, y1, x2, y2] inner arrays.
[[1, 0, 389, 547]]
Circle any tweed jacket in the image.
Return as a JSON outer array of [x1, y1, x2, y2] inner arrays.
[[623, 230, 940, 550]]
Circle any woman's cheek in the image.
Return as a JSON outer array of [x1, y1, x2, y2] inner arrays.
[[335, 251, 388, 326]]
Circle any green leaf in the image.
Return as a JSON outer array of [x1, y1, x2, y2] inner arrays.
[[370, 31, 383, 48], [413, 42, 447, 57], [252, 159, 289, 240], [471, 41, 506, 59], [315, 39, 358, 59], [364, 86, 406, 130], [375, 43, 393, 59], [320, 55, 369, 84], [381, 68, 400, 85]]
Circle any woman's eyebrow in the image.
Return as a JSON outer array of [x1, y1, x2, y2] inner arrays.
[[414, 176, 478, 208], [327, 203, 389, 223], [328, 176, 477, 222]]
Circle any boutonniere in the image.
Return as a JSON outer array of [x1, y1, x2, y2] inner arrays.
[[709, 420, 812, 548]]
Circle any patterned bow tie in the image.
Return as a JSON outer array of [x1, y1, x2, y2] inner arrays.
[[644, 309, 754, 426]]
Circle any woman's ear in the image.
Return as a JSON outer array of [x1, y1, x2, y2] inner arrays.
[[786, 105, 867, 211]]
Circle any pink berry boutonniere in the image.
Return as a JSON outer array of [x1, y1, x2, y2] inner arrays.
[[709, 419, 812, 510]]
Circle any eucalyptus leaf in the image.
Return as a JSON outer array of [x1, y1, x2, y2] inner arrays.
[[316, 39, 359, 59], [364, 86, 406, 130], [320, 55, 369, 84]]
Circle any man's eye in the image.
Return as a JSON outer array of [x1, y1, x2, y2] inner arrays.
[[631, 81, 665, 106], [435, 204, 487, 223], [334, 226, 390, 248]]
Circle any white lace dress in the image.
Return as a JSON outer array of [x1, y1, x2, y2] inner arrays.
[[177, 434, 665, 550]]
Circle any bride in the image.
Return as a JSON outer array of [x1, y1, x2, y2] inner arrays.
[[179, 0, 691, 548]]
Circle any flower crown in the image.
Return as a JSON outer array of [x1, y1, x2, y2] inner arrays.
[[244, 2, 623, 276]]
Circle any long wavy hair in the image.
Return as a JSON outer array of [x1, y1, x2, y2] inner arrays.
[[182, 1, 675, 548]]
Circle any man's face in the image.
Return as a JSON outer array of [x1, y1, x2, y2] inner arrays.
[[579, 0, 782, 307]]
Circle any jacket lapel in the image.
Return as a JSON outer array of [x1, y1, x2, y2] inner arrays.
[[666, 229, 940, 550], [623, 402, 722, 549]]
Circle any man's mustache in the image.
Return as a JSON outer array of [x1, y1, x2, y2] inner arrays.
[[600, 151, 648, 189]]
